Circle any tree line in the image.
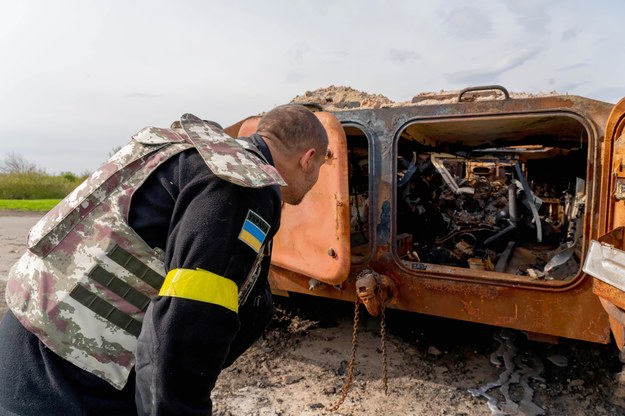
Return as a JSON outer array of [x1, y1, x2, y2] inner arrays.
[[0, 152, 88, 199]]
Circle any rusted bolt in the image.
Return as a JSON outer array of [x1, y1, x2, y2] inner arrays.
[[327, 248, 337, 258]]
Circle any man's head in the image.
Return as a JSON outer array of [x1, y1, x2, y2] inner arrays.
[[256, 105, 329, 205]]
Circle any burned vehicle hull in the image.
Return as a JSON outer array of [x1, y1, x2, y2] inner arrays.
[[231, 87, 625, 349]]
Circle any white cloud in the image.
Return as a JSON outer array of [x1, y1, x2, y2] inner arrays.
[[437, 4, 494, 40], [561, 28, 581, 41], [444, 47, 542, 85], [389, 49, 420, 64], [504, 0, 554, 34]]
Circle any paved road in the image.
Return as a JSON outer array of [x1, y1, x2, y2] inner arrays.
[[0, 212, 43, 279]]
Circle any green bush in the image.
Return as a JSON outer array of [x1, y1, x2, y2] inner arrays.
[[0, 172, 83, 199]]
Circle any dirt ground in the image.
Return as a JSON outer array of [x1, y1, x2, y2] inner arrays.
[[2, 212, 625, 415]]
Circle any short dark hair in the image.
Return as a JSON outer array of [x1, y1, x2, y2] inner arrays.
[[256, 105, 328, 154]]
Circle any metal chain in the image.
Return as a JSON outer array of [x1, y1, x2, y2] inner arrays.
[[328, 299, 360, 412], [380, 301, 388, 395], [328, 290, 390, 412]]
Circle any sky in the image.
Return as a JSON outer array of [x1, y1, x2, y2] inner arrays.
[[1, 0, 624, 174]]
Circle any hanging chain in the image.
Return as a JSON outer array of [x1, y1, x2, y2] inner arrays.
[[328, 290, 390, 412], [328, 299, 360, 412], [380, 300, 388, 395]]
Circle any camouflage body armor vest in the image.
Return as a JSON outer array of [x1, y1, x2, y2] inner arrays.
[[5, 114, 284, 389]]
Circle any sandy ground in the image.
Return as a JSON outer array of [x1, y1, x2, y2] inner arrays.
[[1, 212, 625, 415]]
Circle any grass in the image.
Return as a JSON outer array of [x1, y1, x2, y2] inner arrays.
[[0, 172, 86, 200], [0, 199, 60, 211]]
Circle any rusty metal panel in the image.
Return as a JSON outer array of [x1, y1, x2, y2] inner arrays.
[[267, 91, 624, 344], [269, 264, 610, 344], [598, 98, 625, 237], [589, 98, 625, 345], [615, 179, 625, 200]]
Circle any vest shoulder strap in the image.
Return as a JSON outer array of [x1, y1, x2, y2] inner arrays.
[[180, 113, 286, 188]]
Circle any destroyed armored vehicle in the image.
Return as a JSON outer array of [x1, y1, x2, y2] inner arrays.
[[227, 85, 625, 351]]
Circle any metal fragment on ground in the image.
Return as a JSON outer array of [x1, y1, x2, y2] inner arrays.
[[547, 355, 569, 368], [469, 330, 545, 415], [428, 346, 443, 356]]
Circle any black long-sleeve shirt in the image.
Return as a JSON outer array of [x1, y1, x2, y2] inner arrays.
[[132, 136, 281, 415]]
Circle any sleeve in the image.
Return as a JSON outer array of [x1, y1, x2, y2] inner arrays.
[[133, 150, 281, 416]]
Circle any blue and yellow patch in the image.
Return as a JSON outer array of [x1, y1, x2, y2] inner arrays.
[[238, 209, 270, 253]]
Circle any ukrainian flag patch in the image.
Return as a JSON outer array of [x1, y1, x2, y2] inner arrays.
[[238, 210, 270, 253]]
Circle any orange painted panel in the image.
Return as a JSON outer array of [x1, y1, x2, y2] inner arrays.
[[237, 116, 261, 138], [237, 112, 351, 285]]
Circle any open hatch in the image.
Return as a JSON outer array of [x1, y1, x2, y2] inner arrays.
[[395, 113, 589, 284]]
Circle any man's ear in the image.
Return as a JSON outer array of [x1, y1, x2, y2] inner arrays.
[[298, 148, 317, 171]]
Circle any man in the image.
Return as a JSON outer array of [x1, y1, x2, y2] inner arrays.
[[0, 105, 329, 415]]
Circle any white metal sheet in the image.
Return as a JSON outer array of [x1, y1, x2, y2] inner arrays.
[[583, 240, 625, 293]]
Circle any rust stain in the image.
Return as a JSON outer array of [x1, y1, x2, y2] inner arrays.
[[461, 300, 478, 316]]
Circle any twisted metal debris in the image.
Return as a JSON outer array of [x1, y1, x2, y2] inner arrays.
[[469, 329, 546, 415]]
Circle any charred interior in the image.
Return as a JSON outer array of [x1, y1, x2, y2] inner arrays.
[[346, 126, 371, 264], [392, 114, 589, 281]]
